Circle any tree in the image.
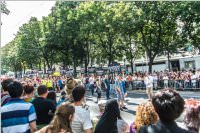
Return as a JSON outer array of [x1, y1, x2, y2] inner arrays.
[[17, 17, 42, 71], [94, 2, 124, 65], [2, 38, 22, 77], [114, 2, 144, 73], [77, 1, 101, 74], [134, 2, 181, 73], [177, 2, 200, 53]]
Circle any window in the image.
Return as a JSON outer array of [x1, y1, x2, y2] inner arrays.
[[184, 61, 195, 69]]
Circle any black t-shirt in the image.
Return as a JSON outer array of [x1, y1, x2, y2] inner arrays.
[[139, 121, 192, 133], [32, 97, 56, 125]]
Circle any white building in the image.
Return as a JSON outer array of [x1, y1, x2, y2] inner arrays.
[[131, 53, 200, 72]]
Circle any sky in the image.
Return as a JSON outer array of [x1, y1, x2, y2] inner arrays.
[[1, 1, 56, 47]]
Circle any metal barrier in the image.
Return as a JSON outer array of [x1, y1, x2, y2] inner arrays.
[[126, 80, 200, 90]]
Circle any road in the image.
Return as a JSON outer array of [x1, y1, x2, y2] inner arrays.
[[85, 90, 200, 126]]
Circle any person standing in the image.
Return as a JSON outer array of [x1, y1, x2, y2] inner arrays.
[[71, 85, 92, 133], [95, 78, 102, 103], [32, 85, 56, 125], [1, 78, 13, 106], [115, 75, 128, 111], [127, 74, 133, 90], [47, 77, 53, 91], [110, 76, 115, 97], [58, 77, 64, 92], [89, 75, 95, 96], [1, 81, 37, 133], [144, 73, 154, 100], [104, 75, 111, 100]]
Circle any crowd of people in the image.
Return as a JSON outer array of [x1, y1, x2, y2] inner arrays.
[[128, 70, 200, 90], [1, 72, 200, 133]]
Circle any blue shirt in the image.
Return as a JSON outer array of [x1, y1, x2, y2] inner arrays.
[[115, 80, 125, 95], [58, 79, 63, 87], [1, 98, 37, 133]]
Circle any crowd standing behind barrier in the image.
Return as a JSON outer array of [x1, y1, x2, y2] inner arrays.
[[124, 70, 200, 90], [1, 71, 200, 133]]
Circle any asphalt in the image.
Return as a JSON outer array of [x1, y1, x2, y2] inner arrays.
[[56, 89, 200, 127], [84, 90, 200, 126]]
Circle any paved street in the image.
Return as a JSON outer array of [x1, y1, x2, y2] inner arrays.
[[85, 90, 200, 126]]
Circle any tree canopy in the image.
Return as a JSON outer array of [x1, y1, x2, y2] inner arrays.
[[2, 1, 200, 74]]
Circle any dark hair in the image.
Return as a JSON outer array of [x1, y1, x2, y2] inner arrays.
[[1, 78, 13, 92], [47, 91, 57, 104], [72, 85, 85, 102], [37, 85, 47, 96], [24, 85, 34, 95], [152, 88, 184, 122], [104, 99, 121, 120], [61, 91, 66, 96], [7, 81, 23, 98]]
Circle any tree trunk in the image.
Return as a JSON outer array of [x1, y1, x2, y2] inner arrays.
[[130, 59, 134, 74], [148, 55, 156, 74], [63, 59, 66, 70], [46, 59, 50, 70], [84, 42, 90, 75], [73, 61, 77, 78], [108, 45, 112, 65], [30, 64, 33, 70], [23, 65, 26, 74], [148, 59, 153, 74], [14, 65, 17, 78], [39, 59, 42, 70], [108, 37, 113, 66], [43, 61, 46, 74], [167, 50, 170, 71], [147, 51, 156, 74], [50, 60, 53, 71], [84, 59, 88, 75]]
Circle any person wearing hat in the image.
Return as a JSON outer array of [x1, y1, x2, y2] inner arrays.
[[65, 78, 78, 102]]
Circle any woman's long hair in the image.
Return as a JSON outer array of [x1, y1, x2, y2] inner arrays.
[[47, 103, 75, 133], [95, 99, 121, 133]]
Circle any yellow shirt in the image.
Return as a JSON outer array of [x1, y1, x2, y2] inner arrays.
[[46, 80, 53, 88], [41, 80, 47, 86]]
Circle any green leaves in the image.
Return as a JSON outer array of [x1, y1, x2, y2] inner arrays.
[[2, 1, 199, 74]]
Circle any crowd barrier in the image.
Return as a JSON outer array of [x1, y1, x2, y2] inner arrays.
[[126, 79, 200, 90]]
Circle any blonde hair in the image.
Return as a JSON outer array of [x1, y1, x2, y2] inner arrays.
[[134, 102, 158, 131], [47, 103, 75, 133]]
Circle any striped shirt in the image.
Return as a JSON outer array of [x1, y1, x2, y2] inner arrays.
[[1, 98, 37, 133], [1, 93, 11, 106]]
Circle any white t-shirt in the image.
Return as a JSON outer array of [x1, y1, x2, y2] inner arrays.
[[144, 76, 153, 88], [191, 75, 197, 83], [71, 106, 92, 133], [163, 76, 169, 84], [89, 77, 94, 85]]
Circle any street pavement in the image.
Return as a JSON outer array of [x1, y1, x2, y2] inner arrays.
[[85, 90, 200, 126]]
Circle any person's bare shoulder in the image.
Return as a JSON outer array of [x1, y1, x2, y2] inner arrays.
[[34, 126, 48, 133]]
